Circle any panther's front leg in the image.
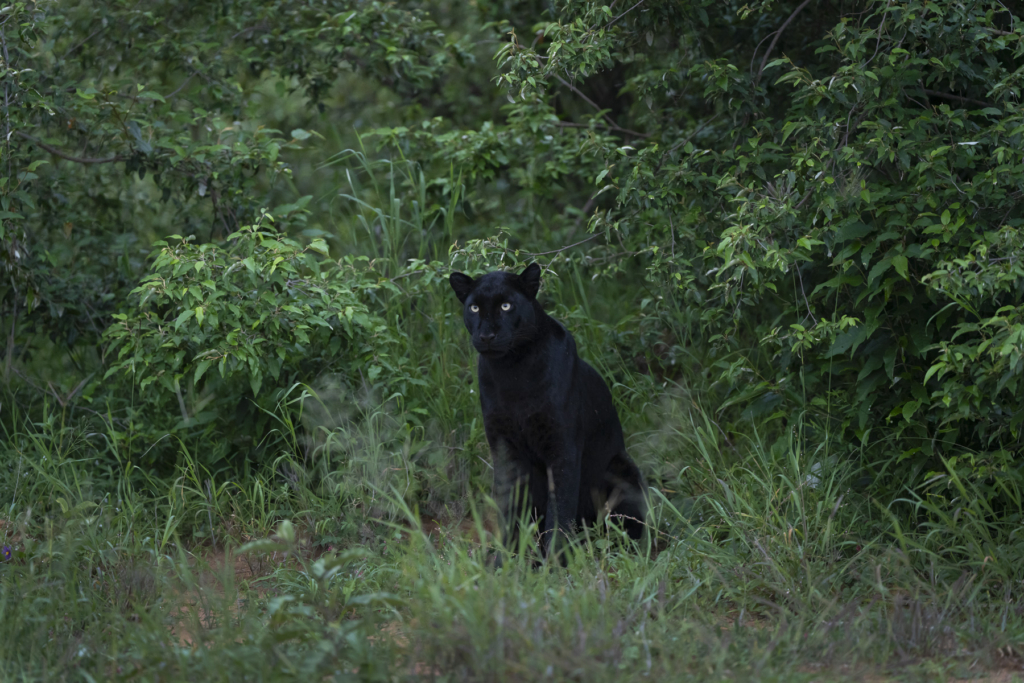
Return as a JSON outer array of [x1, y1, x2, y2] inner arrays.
[[488, 434, 533, 562], [517, 413, 580, 560], [541, 449, 581, 561]]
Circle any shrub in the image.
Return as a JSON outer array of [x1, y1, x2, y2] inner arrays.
[[104, 212, 403, 467]]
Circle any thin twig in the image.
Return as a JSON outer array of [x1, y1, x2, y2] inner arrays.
[[840, 106, 865, 151], [796, 265, 817, 324], [554, 119, 650, 138], [605, 0, 646, 31], [862, 0, 892, 70], [15, 131, 126, 164], [205, 479, 218, 552], [667, 112, 722, 155], [921, 88, 993, 109], [669, 214, 676, 260], [749, 30, 781, 78], [63, 26, 106, 60], [904, 93, 929, 110], [232, 25, 267, 40], [581, 249, 639, 266], [995, 1, 1017, 34], [553, 75, 648, 138], [166, 73, 196, 100], [526, 234, 601, 256], [1, 25, 10, 180], [755, 0, 814, 87], [210, 186, 232, 238], [554, 75, 610, 118], [573, 189, 602, 230], [587, 0, 621, 31], [794, 189, 814, 210], [4, 298, 15, 383]]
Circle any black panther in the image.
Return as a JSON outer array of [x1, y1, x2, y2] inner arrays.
[[449, 263, 647, 560]]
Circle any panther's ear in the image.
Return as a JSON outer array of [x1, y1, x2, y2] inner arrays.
[[518, 263, 541, 300], [449, 272, 475, 304]]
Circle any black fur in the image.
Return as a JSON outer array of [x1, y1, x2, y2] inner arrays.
[[449, 263, 647, 559]]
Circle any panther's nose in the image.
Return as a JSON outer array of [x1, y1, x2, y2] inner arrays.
[[480, 332, 496, 344]]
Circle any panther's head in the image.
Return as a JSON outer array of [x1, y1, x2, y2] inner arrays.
[[448, 263, 542, 358]]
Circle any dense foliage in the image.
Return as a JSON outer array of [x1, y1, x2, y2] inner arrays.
[[3, 0, 1024, 506], [3, 1, 1024, 679], [462, 0, 1024, 501]]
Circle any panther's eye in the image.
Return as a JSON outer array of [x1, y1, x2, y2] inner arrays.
[[501, 303, 512, 311], [469, 305, 479, 313]]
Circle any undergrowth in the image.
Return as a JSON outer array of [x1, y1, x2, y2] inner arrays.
[[1, 392, 1022, 682]]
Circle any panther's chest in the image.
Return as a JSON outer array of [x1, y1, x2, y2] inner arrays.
[[478, 363, 573, 444], [481, 394, 565, 464], [479, 378, 552, 423]]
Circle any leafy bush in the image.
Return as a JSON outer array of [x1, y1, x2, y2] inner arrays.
[[104, 212, 403, 466], [427, 0, 1024, 503]]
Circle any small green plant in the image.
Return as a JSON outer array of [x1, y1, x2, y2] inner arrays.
[[103, 211, 403, 467]]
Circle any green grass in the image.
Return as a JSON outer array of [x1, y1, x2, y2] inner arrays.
[[1, 391, 1022, 682]]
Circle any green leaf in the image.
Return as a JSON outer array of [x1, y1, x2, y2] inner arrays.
[[290, 128, 312, 141], [868, 258, 892, 283], [834, 222, 873, 242], [924, 361, 946, 384], [884, 345, 897, 379], [194, 358, 214, 385], [825, 326, 866, 358], [891, 254, 909, 280], [249, 372, 263, 396], [174, 309, 195, 331], [309, 239, 330, 257], [273, 195, 313, 215]]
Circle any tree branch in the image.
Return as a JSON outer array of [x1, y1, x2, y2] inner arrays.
[[166, 73, 196, 100], [574, 189, 601, 229], [62, 26, 106, 60], [796, 264, 817, 325], [605, 0, 646, 31], [755, 0, 814, 87], [526, 233, 601, 256], [666, 112, 722, 155], [920, 89, 993, 110], [554, 75, 608, 118], [553, 76, 648, 138], [554, 120, 650, 139], [15, 131, 126, 164]]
